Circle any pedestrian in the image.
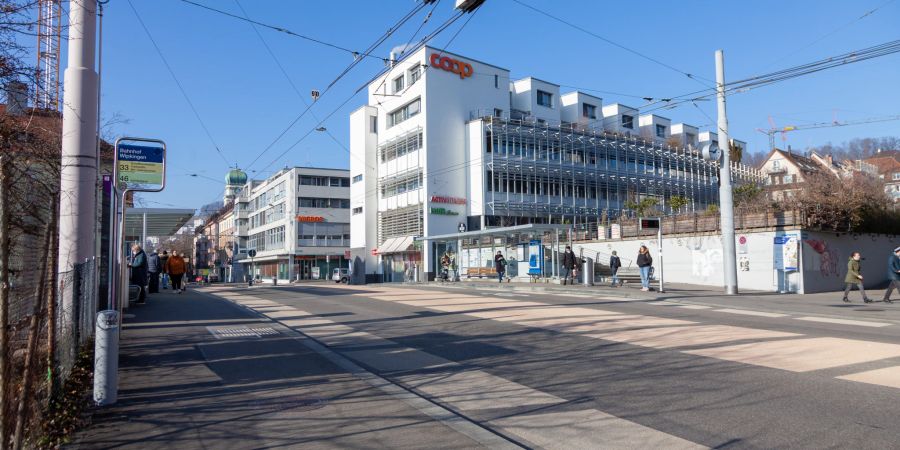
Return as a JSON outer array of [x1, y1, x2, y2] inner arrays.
[[561, 245, 576, 285], [128, 244, 148, 304], [842, 251, 872, 303], [881, 246, 900, 304], [160, 250, 170, 289], [609, 250, 622, 287], [165, 250, 187, 294], [147, 248, 161, 294], [494, 250, 507, 283], [637, 245, 653, 291]]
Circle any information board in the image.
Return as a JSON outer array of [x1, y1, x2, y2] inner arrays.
[[114, 138, 166, 192]]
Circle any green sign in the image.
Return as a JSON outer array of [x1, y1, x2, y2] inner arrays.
[[430, 207, 459, 216]]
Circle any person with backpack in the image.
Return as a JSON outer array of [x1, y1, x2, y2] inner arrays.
[[883, 247, 900, 304], [843, 251, 872, 303], [637, 245, 653, 291], [147, 249, 161, 294], [159, 250, 170, 289], [128, 244, 149, 304], [494, 251, 507, 283], [561, 246, 576, 285], [609, 251, 622, 287], [165, 250, 187, 294]]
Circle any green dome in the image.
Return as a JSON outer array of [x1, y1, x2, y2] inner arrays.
[[226, 168, 248, 185]]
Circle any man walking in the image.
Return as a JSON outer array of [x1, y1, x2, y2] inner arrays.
[[843, 252, 872, 303], [165, 250, 187, 294], [160, 250, 170, 289], [128, 244, 148, 304], [561, 246, 576, 285], [147, 248, 161, 294], [494, 250, 507, 283], [882, 247, 900, 304], [609, 250, 622, 287]]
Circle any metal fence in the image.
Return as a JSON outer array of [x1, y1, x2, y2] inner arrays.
[[56, 257, 99, 381]]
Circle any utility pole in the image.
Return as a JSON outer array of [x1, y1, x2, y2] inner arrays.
[[58, 2, 98, 275], [715, 50, 738, 295]]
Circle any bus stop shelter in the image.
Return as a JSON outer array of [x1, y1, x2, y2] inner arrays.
[[417, 223, 570, 281]]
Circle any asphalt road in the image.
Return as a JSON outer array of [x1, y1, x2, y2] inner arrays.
[[202, 282, 900, 449]]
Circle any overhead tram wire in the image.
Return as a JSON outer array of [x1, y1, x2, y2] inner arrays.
[[510, 0, 714, 87], [126, 0, 232, 166], [243, 1, 430, 172]]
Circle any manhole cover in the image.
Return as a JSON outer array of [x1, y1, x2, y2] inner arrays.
[[207, 326, 280, 339]]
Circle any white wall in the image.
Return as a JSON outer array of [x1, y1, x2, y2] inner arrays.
[[601, 103, 639, 135], [801, 230, 899, 293], [510, 77, 561, 123], [560, 91, 602, 128]]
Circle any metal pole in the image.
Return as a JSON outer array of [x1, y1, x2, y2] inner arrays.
[[58, 0, 99, 330], [715, 49, 739, 295], [141, 212, 147, 250], [657, 226, 665, 293]]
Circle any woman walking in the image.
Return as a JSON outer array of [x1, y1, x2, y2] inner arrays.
[[165, 250, 187, 294], [636, 245, 653, 292], [843, 252, 872, 303]]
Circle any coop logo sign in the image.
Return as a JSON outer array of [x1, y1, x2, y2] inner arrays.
[[430, 53, 473, 79]]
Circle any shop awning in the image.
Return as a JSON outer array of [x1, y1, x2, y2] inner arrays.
[[379, 235, 416, 254]]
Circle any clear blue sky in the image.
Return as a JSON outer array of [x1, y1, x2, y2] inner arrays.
[[83, 0, 900, 209]]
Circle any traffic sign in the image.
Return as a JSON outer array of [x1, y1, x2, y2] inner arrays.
[[248, 249, 257, 258], [371, 248, 378, 256], [114, 138, 166, 192]]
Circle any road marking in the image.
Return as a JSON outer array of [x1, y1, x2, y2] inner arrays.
[[647, 301, 674, 306], [714, 308, 788, 318], [837, 366, 900, 389], [400, 370, 564, 411], [795, 316, 892, 328], [685, 337, 900, 372], [587, 325, 799, 349], [677, 304, 712, 310], [489, 409, 706, 450]]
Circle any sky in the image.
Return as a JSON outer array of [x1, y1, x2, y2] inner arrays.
[[53, 0, 900, 209]]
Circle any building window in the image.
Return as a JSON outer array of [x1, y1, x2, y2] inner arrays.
[[537, 90, 553, 108], [408, 64, 421, 85], [582, 103, 596, 119], [393, 75, 404, 93], [370, 115, 378, 134], [783, 174, 794, 183], [893, 172, 900, 181], [352, 174, 363, 184], [656, 124, 667, 138], [352, 206, 363, 215], [494, 74, 499, 89], [329, 176, 350, 187], [299, 197, 350, 208], [772, 160, 781, 169], [379, 129, 423, 162], [493, 108, 503, 118], [621, 114, 634, 129], [388, 98, 421, 127]]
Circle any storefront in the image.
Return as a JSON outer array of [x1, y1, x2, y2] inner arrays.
[[378, 236, 421, 282]]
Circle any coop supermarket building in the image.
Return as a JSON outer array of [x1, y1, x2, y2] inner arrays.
[[349, 45, 761, 282]]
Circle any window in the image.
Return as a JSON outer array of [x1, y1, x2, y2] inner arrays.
[[392, 75, 404, 93], [298, 197, 350, 209], [379, 129, 423, 162], [893, 172, 900, 181], [388, 98, 421, 127], [329, 176, 350, 187], [494, 74, 499, 89], [582, 103, 596, 119], [494, 108, 503, 118], [772, 160, 781, 169], [783, 174, 794, 183], [352, 174, 363, 184], [370, 115, 378, 134], [408, 64, 421, 85], [537, 90, 553, 108], [656, 124, 667, 138], [621, 114, 634, 129], [352, 206, 363, 215]]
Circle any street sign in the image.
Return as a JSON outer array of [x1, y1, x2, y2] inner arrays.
[[371, 248, 378, 256], [247, 249, 257, 258], [639, 217, 660, 230], [344, 250, 351, 259], [114, 138, 166, 192]]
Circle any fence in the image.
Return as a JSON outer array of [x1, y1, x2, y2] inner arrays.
[[56, 257, 99, 382]]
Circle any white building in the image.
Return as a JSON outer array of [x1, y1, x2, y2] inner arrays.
[[350, 45, 756, 283], [237, 167, 350, 282]]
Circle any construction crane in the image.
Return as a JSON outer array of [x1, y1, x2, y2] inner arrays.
[[34, 0, 62, 111], [756, 114, 900, 150]]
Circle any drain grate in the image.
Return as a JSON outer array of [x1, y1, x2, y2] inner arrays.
[[207, 326, 280, 339]]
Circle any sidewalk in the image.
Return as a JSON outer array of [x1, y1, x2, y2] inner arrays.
[[68, 288, 486, 449]]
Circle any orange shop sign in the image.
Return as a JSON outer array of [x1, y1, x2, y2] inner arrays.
[[430, 195, 466, 205], [430, 53, 473, 79], [296, 215, 325, 222]]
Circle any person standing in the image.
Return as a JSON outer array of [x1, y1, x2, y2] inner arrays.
[[561, 246, 576, 285], [494, 251, 507, 283], [609, 251, 622, 287], [128, 244, 149, 304], [882, 247, 900, 304], [147, 249, 161, 294], [159, 250, 170, 289], [165, 250, 187, 294], [843, 252, 871, 303], [637, 245, 653, 292]]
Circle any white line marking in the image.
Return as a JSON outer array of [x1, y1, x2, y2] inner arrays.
[[795, 316, 892, 328], [677, 304, 712, 310], [715, 308, 788, 318]]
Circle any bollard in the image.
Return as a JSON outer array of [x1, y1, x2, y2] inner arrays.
[[272, 277, 277, 286], [582, 257, 594, 286], [94, 310, 119, 406]]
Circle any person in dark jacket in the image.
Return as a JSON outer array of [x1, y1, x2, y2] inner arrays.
[[609, 251, 622, 287], [882, 247, 900, 304], [843, 252, 871, 303], [494, 251, 507, 283], [128, 244, 149, 304], [636, 245, 653, 291], [147, 249, 161, 294], [160, 250, 170, 289], [561, 246, 576, 285]]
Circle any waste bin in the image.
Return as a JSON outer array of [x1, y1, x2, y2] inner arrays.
[[582, 257, 594, 286]]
